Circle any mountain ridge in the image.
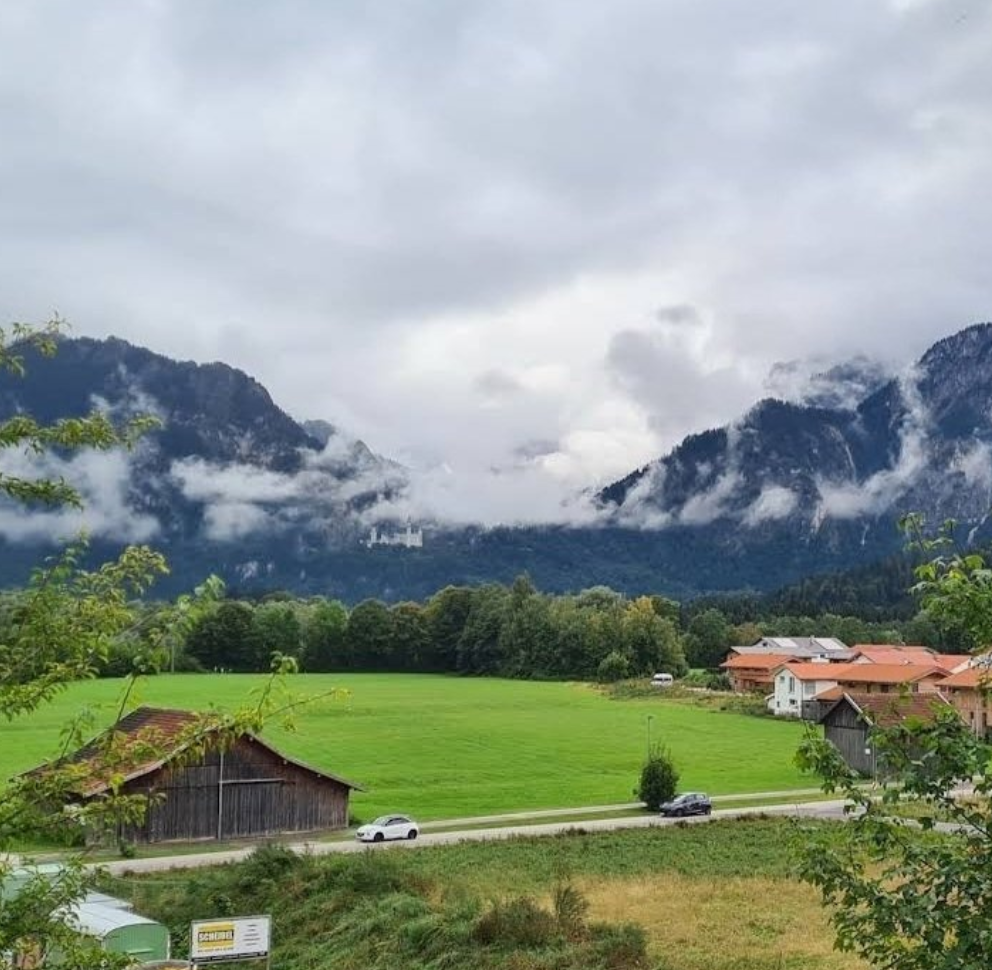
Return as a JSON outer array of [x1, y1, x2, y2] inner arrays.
[[1, 325, 990, 600]]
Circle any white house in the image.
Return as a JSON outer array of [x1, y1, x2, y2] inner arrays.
[[770, 660, 839, 717]]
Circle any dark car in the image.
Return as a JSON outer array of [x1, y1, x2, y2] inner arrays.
[[659, 792, 712, 817]]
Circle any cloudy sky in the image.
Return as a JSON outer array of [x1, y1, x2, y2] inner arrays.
[[1, 0, 990, 523]]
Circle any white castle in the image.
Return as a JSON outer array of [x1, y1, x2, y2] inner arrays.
[[365, 522, 424, 549]]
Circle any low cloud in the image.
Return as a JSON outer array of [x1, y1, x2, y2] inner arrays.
[[814, 367, 930, 522], [765, 355, 891, 411], [0, 447, 159, 544], [742, 485, 799, 526]]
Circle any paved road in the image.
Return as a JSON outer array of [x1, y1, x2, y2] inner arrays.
[[93, 798, 851, 876]]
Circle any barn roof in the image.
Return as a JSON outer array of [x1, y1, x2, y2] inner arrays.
[[817, 691, 955, 728], [29, 706, 365, 796]]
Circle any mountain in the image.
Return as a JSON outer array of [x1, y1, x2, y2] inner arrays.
[[1, 326, 991, 601], [599, 321, 992, 567], [0, 336, 409, 593]]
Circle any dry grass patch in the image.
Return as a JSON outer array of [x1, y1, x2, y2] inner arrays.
[[578, 872, 865, 970]]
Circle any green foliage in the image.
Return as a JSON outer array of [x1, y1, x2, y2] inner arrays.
[[0, 322, 300, 963], [795, 521, 992, 970], [597, 650, 631, 683], [113, 838, 649, 969], [638, 748, 680, 810], [682, 608, 731, 668], [186, 600, 264, 671], [303, 598, 349, 671]]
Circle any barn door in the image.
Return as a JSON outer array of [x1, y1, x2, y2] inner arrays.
[[220, 780, 286, 837]]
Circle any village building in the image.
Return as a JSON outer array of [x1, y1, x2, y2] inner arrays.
[[28, 707, 364, 844], [816, 691, 956, 775], [938, 665, 992, 738], [727, 637, 850, 659], [770, 661, 948, 719], [720, 653, 788, 693], [849, 644, 972, 673]]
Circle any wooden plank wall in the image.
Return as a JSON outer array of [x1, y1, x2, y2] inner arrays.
[[117, 737, 350, 843]]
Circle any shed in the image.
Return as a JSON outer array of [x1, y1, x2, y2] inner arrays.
[[29, 706, 365, 843], [67, 897, 170, 963], [817, 691, 955, 775]]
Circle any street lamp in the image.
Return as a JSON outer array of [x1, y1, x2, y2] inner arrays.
[[646, 714, 655, 758]]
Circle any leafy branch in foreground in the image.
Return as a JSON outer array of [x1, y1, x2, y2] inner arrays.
[[0, 320, 313, 966], [796, 516, 992, 970]]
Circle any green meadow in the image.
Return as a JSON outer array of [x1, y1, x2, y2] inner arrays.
[[2, 674, 810, 819]]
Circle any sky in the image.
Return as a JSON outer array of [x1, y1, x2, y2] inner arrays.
[[1, 0, 991, 525]]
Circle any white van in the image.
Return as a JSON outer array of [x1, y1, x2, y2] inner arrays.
[[651, 672, 674, 688]]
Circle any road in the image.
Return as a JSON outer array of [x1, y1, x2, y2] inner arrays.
[[92, 798, 852, 876]]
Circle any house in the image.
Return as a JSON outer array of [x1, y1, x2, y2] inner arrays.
[[850, 644, 972, 673], [938, 665, 992, 738], [728, 637, 850, 659], [817, 691, 956, 775], [720, 653, 790, 693], [770, 661, 948, 719], [28, 707, 365, 843]]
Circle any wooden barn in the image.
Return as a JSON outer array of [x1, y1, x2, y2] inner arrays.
[[33, 707, 364, 843], [816, 691, 956, 776]]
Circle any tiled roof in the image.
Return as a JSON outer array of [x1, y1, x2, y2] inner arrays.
[[820, 691, 955, 728], [721, 653, 794, 670], [28, 706, 364, 796], [778, 662, 945, 684], [939, 667, 992, 689], [852, 645, 936, 665]]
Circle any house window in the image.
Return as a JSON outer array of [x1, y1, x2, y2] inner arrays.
[[788, 676, 796, 693]]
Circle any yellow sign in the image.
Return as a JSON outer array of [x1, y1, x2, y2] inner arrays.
[[196, 923, 236, 950], [190, 915, 271, 964]]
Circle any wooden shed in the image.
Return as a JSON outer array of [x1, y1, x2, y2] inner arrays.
[[33, 707, 364, 843], [817, 691, 956, 776]]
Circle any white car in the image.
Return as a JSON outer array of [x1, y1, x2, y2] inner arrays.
[[355, 814, 419, 843]]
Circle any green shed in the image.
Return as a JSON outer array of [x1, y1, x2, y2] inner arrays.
[[69, 897, 171, 963]]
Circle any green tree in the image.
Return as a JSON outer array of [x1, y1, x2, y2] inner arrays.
[[622, 597, 687, 675], [302, 598, 349, 671], [457, 585, 510, 674], [683, 608, 731, 668], [252, 601, 303, 662], [425, 585, 474, 670], [637, 748, 680, 810], [186, 600, 263, 671], [391, 601, 430, 671], [346, 599, 394, 670]]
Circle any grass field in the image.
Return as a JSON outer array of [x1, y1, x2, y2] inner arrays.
[[110, 817, 864, 970], [3, 673, 812, 820]]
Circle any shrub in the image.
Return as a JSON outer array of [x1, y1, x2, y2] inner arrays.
[[597, 651, 631, 683], [472, 896, 556, 948], [638, 748, 679, 810], [587, 922, 649, 968], [552, 882, 589, 940]]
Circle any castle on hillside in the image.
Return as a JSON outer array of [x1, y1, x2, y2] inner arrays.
[[364, 522, 424, 549]]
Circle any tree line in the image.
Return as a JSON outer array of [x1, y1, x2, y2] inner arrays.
[[4, 573, 953, 682]]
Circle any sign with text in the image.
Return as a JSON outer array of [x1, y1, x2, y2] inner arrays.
[[190, 915, 271, 964]]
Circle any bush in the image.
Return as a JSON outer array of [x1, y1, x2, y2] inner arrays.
[[638, 749, 679, 810], [587, 922, 649, 968], [597, 651, 631, 683], [472, 896, 556, 948]]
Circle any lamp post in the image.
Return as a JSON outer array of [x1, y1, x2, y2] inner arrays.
[[646, 714, 655, 758]]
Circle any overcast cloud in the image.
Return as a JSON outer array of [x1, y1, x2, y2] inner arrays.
[[1, 0, 991, 523]]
